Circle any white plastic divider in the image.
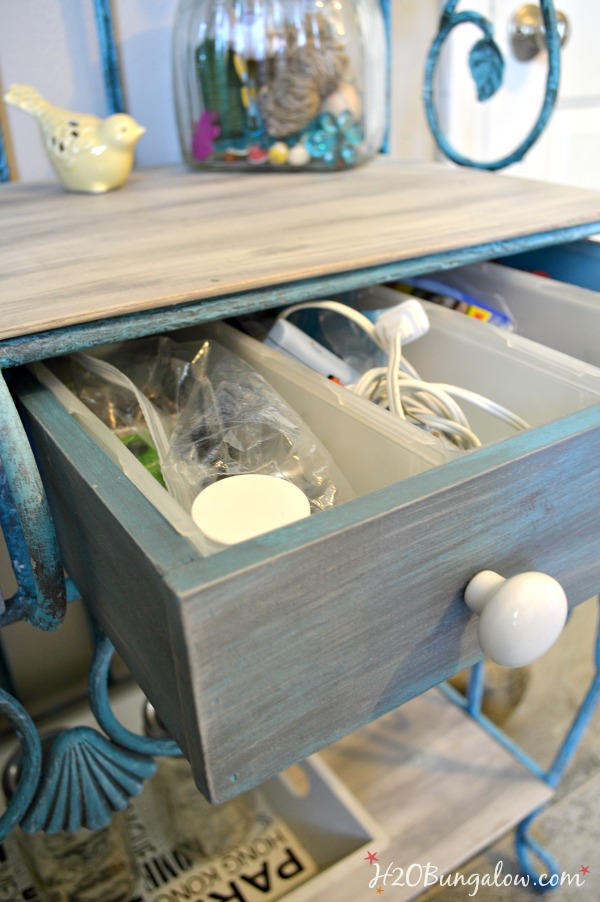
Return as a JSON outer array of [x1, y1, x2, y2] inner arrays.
[[194, 312, 600, 450], [399, 301, 600, 446]]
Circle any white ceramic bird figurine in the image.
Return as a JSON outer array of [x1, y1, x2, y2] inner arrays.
[[4, 84, 146, 194]]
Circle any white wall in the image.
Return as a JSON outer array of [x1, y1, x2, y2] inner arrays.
[[0, 0, 181, 181], [389, 0, 439, 162], [0, 0, 439, 183]]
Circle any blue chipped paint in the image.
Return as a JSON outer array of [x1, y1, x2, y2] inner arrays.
[[0, 372, 65, 630], [0, 690, 42, 841], [89, 637, 182, 758]]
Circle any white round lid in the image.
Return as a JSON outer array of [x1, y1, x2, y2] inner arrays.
[[191, 474, 311, 547]]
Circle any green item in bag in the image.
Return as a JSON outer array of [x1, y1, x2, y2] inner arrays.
[[119, 431, 166, 487]]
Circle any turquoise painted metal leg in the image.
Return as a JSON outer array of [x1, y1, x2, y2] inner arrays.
[[441, 677, 547, 781], [424, 0, 561, 170], [466, 660, 485, 716], [514, 597, 600, 886], [89, 636, 182, 757], [0, 372, 65, 630], [93, 0, 125, 115], [0, 121, 9, 182], [0, 690, 42, 841], [444, 596, 600, 889]]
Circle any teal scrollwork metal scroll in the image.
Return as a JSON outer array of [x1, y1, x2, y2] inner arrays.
[[0, 639, 160, 835], [89, 637, 182, 758], [424, 0, 561, 170], [20, 726, 156, 833], [0, 372, 66, 630], [0, 690, 42, 841]]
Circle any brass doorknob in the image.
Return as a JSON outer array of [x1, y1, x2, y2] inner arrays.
[[509, 4, 570, 61]]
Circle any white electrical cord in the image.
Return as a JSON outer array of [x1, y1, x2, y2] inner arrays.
[[278, 299, 530, 450], [279, 300, 383, 347]]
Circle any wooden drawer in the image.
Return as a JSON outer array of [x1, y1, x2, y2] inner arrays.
[[13, 305, 600, 803]]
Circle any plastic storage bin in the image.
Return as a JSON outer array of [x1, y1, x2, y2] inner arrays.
[[394, 301, 600, 446], [421, 261, 600, 367], [209, 304, 600, 450]]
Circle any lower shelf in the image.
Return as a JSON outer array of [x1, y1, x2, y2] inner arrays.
[[315, 689, 553, 901], [0, 685, 552, 902]]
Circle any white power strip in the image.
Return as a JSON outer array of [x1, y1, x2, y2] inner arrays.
[[265, 319, 361, 385]]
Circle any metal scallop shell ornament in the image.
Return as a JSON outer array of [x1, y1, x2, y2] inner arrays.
[[20, 727, 156, 834]]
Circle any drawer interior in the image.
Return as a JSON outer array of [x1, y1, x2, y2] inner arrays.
[[211, 302, 600, 448], [400, 301, 600, 445], [33, 328, 455, 554], [500, 239, 600, 293], [40, 302, 600, 525]]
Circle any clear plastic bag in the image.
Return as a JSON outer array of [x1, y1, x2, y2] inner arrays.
[[70, 335, 352, 520]]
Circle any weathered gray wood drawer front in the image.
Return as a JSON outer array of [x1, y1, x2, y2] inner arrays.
[[16, 370, 600, 802]]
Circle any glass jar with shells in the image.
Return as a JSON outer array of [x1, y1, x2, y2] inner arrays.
[[173, 0, 386, 171]]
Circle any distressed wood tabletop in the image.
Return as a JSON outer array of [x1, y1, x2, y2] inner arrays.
[[2, 157, 600, 341]]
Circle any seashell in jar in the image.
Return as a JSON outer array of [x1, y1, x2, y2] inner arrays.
[[259, 70, 321, 137], [258, 13, 350, 138], [321, 82, 362, 119]]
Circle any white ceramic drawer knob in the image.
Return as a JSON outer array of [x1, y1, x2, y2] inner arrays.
[[464, 570, 568, 668]]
